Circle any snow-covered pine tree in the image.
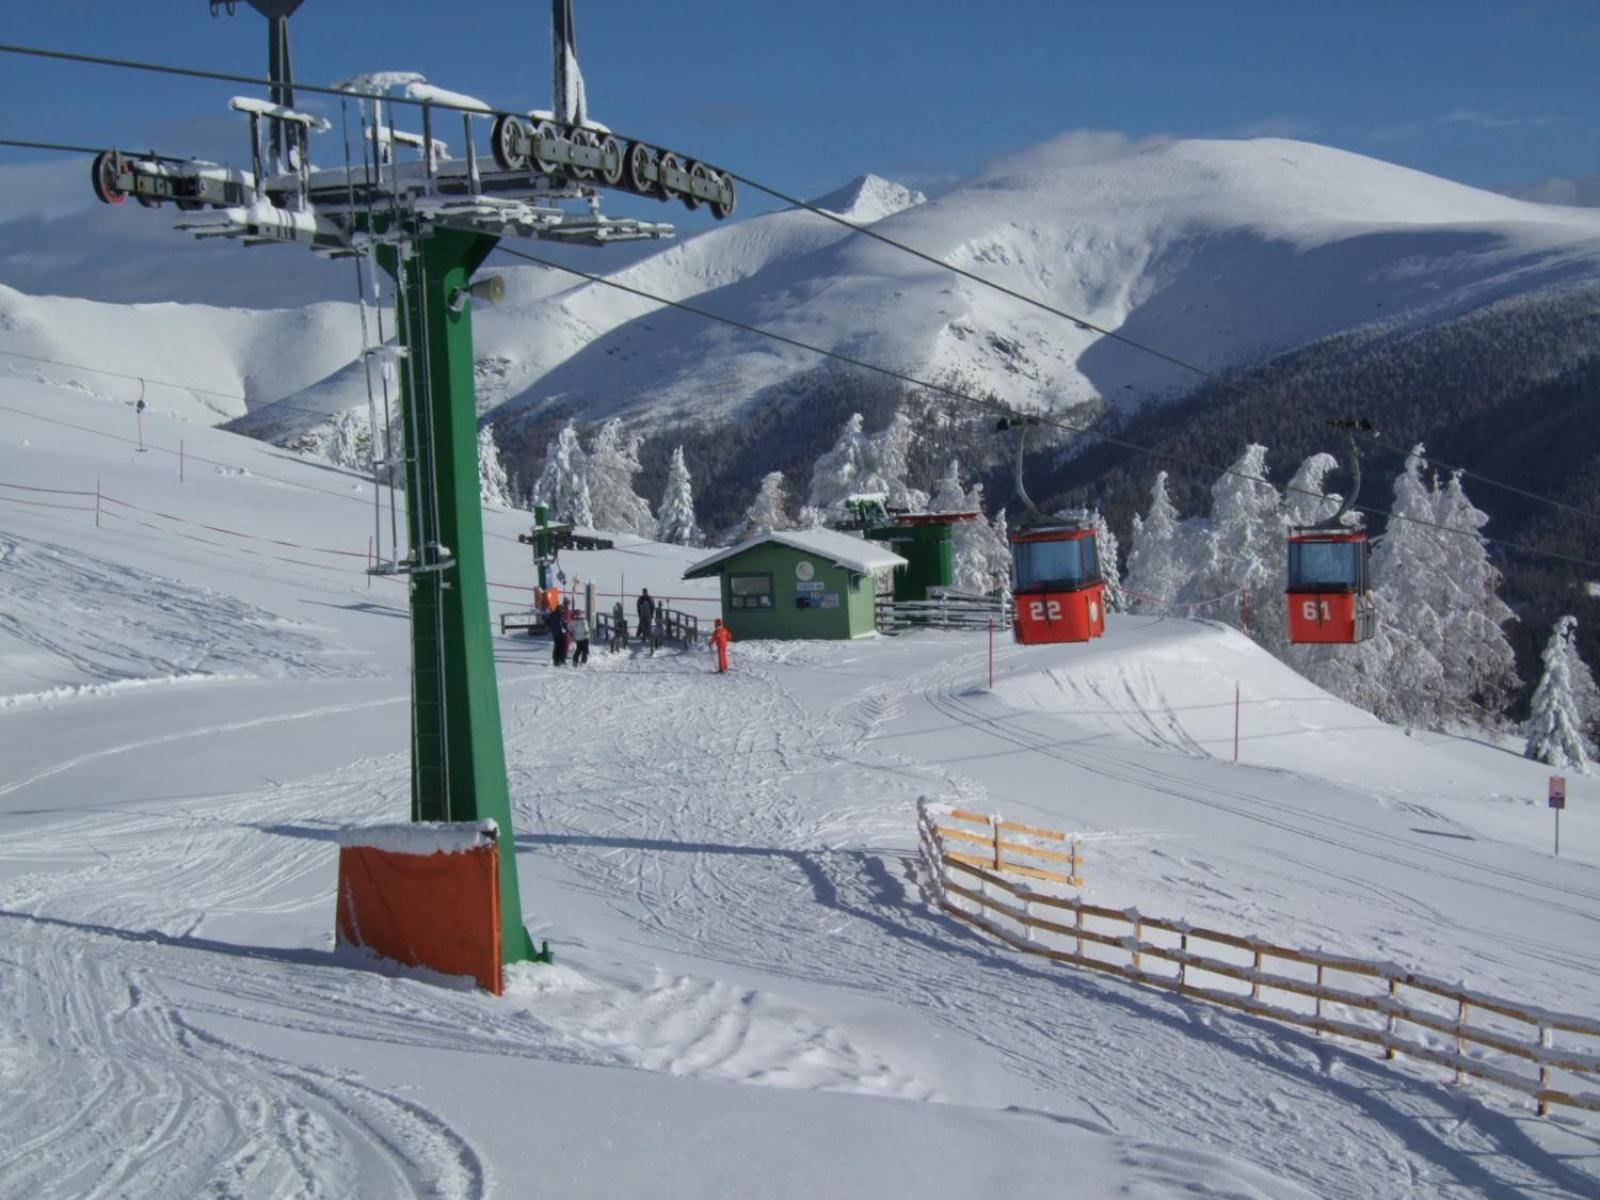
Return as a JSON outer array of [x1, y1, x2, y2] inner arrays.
[[532, 421, 593, 526], [1185, 445, 1285, 647], [1283, 452, 1342, 528], [1331, 445, 1448, 729], [730, 471, 793, 541], [1123, 471, 1191, 613], [808, 413, 871, 512], [585, 418, 654, 537], [868, 411, 928, 512], [654, 445, 701, 546], [478, 424, 515, 508], [988, 503, 1012, 599], [928, 460, 968, 514], [1433, 471, 1518, 724], [1091, 509, 1125, 612], [1525, 616, 1594, 773]]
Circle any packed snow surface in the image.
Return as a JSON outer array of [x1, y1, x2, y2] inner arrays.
[[2, 377, 1598, 1198]]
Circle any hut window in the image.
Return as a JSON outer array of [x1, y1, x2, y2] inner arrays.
[[729, 573, 774, 609]]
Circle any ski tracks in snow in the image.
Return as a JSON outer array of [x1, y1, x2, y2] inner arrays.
[[0, 764, 490, 1199]]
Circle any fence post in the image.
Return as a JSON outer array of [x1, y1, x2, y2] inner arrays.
[[1132, 918, 1143, 974], [1074, 902, 1084, 959], [1251, 948, 1262, 1001], [1455, 999, 1468, 1084], [1537, 1026, 1551, 1116], [1178, 930, 1188, 992], [1385, 977, 1400, 1060], [1315, 965, 1324, 1033], [992, 813, 1003, 872]]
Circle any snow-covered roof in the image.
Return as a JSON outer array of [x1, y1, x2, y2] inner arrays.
[[684, 528, 907, 579]]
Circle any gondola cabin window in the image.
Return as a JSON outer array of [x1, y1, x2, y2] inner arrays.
[[1285, 530, 1375, 645]]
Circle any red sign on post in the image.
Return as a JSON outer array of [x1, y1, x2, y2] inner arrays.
[[1549, 776, 1567, 810]]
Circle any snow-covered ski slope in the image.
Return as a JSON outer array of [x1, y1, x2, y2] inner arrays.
[[2, 377, 1598, 1199]]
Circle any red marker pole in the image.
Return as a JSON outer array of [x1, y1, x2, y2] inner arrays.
[[988, 619, 994, 690]]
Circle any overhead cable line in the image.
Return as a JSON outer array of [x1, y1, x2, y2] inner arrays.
[[4, 39, 1594, 525], [493, 241, 1600, 574]]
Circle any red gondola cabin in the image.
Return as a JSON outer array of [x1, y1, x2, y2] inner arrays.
[[1286, 530, 1375, 644], [1010, 523, 1106, 645]]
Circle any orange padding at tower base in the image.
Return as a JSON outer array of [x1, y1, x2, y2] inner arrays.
[[335, 840, 502, 995]]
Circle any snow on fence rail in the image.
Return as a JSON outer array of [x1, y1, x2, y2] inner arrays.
[[916, 799, 1600, 1116], [919, 801, 1084, 891]]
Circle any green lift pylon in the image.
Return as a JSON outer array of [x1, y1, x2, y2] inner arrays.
[[91, 0, 736, 986], [385, 230, 542, 963]]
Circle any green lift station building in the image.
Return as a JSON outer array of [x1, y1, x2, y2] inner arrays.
[[684, 528, 907, 641]]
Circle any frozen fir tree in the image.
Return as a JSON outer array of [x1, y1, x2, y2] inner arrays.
[[477, 424, 515, 509], [729, 471, 793, 542], [1433, 471, 1518, 724], [928, 460, 970, 515], [870, 411, 929, 512], [928, 463, 1007, 595], [807, 411, 927, 514], [986, 503, 1012, 599], [532, 421, 593, 526], [808, 413, 872, 512], [1186, 445, 1285, 647], [1090, 509, 1125, 612], [1283, 452, 1343, 528], [1525, 616, 1594, 773], [1311, 446, 1446, 730], [654, 445, 701, 546], [1124, 471, 1191, 613], [585, 418, 654, 537]]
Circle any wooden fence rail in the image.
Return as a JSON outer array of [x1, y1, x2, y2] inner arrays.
[[916, 799, 1600, 1116], [877, 590, 1011, 633]]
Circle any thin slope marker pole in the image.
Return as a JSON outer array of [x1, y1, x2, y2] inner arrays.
[[1234, 682, 1240, 763]]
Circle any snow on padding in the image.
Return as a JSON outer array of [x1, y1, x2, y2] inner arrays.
[[335, 819, 499, 855], [335, 820, 503, 994], [686, 527, 907, 579]]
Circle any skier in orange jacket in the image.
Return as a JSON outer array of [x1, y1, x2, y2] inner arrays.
[[710, 619, 733, 673]]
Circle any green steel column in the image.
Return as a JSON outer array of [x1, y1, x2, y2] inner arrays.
[[387, 229, 538, 965]]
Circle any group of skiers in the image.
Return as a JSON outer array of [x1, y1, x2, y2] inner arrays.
[[536, 586, 732, 673]]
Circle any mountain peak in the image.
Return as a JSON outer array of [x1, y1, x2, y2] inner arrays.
[[806, 174, 926, 223]]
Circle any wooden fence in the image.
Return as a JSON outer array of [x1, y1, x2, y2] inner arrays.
[[920, 803, 1084, 888], [917, 799, 1600, 1116], [877, 590, 1011, 634]]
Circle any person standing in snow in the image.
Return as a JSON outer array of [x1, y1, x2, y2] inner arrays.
[[543, 602, 568, 667], [710, 619, 733, 674], [570, 608, 591, 666], [610, 600, 628, 651], [636, 589, 656, 645]]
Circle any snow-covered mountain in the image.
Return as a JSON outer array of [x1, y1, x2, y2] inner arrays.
[[0, 282, 362, 425], [6, 135, 1600, 455], [225, 171, 927, 448], [496, 134, 1600, 430]]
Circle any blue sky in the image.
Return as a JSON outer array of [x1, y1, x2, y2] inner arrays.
[[2, 0, 1597, 230]]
